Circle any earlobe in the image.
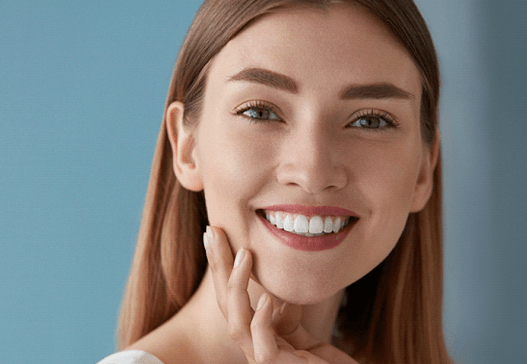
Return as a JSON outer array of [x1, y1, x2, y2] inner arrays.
[[410, 129, 440, 213], [166, 101, 204, 192]]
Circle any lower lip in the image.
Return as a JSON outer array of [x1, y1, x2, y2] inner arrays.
[[257, 214, 354, 252]]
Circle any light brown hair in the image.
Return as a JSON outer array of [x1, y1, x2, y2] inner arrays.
[[117, 1, 451, 363]]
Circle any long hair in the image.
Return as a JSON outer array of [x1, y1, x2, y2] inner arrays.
[[117, 1, 451, 363]]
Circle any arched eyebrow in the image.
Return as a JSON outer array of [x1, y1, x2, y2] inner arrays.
[[227, 67, 415, 100], [340, 83, 415, 99], [227, 67, 298, 93]]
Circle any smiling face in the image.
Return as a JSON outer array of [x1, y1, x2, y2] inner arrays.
[[169, 3, 436, 304]]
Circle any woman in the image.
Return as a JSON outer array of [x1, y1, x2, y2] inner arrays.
[[98, 0, 452, 363]]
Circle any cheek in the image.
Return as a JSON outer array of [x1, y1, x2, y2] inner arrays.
[[368, 156, 419, 212], [196, 121, 274, 234], [203, 117, 275, 179], [354, 141, 422, 249], [354, 136, 421, 205]]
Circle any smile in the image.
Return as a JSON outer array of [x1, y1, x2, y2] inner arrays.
[[256, 205, 359, 251], [263, 211, 351, 237]]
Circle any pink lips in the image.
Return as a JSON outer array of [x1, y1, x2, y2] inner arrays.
[[258, 204, 358, 252]]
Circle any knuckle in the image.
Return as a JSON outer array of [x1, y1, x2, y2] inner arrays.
[[227, 322, 245, 342], [255, 353, 276, 364], [250, 318, 267, 332], [227, 276, 238, 292]]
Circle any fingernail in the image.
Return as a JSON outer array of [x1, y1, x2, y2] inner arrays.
[[233, 248, 246, 268], [206, 226, 214, 245], [257, 293, 268, 310], [279, 302, 287, 316], [203, 232, 209, 250]]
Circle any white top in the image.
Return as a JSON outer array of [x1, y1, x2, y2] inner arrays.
[[97, 350, 164, 364]]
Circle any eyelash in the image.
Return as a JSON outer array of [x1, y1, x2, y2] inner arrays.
[[235, 101, 398, 131], [347, 109, 398, 131], [234, 101, 282, 124]]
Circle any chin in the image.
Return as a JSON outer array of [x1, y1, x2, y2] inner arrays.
[[272, 285, 342, 306], [253, 267, 346, 306]]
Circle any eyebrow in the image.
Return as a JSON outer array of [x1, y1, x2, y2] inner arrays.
[[227, 67, 415, 100], [228, 67, 298, 93], [340, 83, 415, 100]]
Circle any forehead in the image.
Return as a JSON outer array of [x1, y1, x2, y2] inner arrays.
[[208, 3, 421, 97]]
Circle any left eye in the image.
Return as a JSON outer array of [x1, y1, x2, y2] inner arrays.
[[349, 116, 389, 129], [242, 107, 281, 121]]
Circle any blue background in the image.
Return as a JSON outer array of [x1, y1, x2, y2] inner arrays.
[[1, 1, 525, 363]]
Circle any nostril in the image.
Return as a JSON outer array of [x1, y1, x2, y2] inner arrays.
[[276, 160, 347, 193]]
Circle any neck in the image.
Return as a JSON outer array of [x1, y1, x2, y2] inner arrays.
[[172, 266, 344, 363]]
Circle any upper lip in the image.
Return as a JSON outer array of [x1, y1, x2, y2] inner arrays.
[[259, 204, 358, 218]]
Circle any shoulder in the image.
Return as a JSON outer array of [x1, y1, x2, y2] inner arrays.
[[97, 350, 164, 364]]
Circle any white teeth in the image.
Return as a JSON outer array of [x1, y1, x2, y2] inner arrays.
[[309, 216, 323, 234], [264, 211, 352, 236], [294, 215, 309, 233], [275, 214, 284, 229], [283, 215, 294, 232], [333, 217, 341, 233], [323, 217, 333, 233]]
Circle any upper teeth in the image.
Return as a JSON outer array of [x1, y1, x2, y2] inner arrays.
[[264, 211, 351, 236]]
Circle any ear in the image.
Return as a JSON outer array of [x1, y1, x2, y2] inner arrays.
[[166, 101, 203, 192], [410, 129, 440, 212]]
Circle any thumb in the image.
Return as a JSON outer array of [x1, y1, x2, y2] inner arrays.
[[272, 303, 320, 350], [272, 303, 359, 364]]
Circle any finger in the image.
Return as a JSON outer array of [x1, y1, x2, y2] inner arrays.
[[308, 345, 360, 364], [252, 293, 280, 363], [204, 226, 235, 316], [274, 304, 357, 364], [273, 303, 319, 350], [226, 248, 255, 355], [252, 295, 333, 364], [274, 304, 356, 364], [292, 350, 330, 364]]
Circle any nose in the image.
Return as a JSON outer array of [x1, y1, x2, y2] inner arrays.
[[276, 125, 348, 194]]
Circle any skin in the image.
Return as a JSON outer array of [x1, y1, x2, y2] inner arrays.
[[127, 3, 439, 364]]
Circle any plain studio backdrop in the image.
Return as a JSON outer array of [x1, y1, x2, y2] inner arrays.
[[1, 1, 526, 363]]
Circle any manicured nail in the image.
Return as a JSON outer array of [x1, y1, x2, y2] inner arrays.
[[234, 248, 246, 268], [203, 232, 209, 250], [257, 293, 269, 310], [279, 302, 287, 316], [206, 226, 214, 245]]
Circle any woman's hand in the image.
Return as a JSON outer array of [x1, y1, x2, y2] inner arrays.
[[203, 226, 359, 364]]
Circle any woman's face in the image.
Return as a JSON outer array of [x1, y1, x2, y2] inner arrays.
[[185, 4, 433, 304]]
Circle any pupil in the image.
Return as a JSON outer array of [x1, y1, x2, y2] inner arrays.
[[362, 117, 380, 128], [256, 109, 267, 118]]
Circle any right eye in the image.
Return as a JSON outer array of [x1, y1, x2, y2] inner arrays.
[[242, 107, 280, 121], [236, 101, 282, 122]]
